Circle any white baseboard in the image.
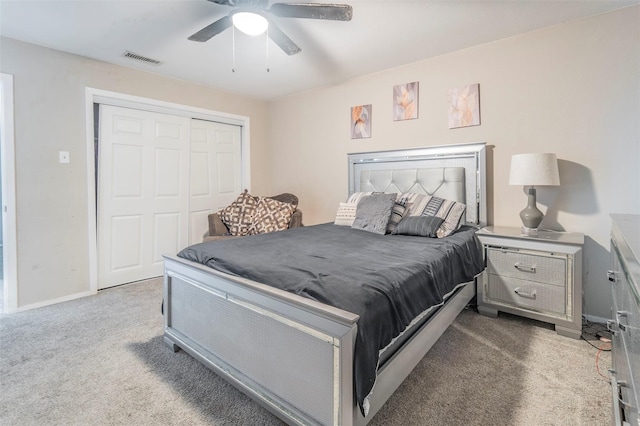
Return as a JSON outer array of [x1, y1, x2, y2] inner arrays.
[[16, 289, 97, 313]]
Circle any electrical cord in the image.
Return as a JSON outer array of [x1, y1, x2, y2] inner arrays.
[[580, 316, 612, 381], [595, 342, 611, 380], [581, 316, 612, 351]]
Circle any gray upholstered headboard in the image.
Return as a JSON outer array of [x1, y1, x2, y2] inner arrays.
[[348, 142, 487, 227], [357, 167, 466, 203]]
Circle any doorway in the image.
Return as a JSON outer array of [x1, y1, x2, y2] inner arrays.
[[1, 73, 18, 314]]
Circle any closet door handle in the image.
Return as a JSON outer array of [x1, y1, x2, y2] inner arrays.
[[514, 262, 536, 273], [514, 288, 536, 300]]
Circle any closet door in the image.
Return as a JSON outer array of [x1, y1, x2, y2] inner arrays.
[[98, 105, 190, 289], [188, 119, 242, 245]]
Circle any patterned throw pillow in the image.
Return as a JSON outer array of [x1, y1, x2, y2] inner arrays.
[[398, 193, 467, 237], [430, 198, 466, 238], [248, 197, 297, 235], [397, 193, 430, 216], [351, 193, 396, 235], [386, 201, 407, 234], [218, 190, 258, 236], [334, 202, 358, 226]]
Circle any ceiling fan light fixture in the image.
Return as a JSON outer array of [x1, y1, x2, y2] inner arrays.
[[232, 12, 269, 36]]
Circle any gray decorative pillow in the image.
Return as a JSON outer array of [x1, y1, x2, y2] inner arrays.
[[351, 193, 396, 235], [393, 216, 444, 237]]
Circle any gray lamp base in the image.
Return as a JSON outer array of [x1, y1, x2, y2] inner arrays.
[[519, 187, 543, 233], [520, 225, 539, 236]]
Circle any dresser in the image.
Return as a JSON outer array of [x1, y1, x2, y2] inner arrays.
[[476, 226, 584, 339], [609, 214, 640, 426]]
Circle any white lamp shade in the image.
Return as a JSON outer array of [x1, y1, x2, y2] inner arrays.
[[232, 12, 269, 36], [509, 153, 560, 186]]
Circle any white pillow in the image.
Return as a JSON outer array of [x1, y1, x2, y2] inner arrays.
[[346, 191, 373, 204], [334, 202, 357, 226]]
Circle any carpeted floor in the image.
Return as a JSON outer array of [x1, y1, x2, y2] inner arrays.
[[0, 278, 612, 425]]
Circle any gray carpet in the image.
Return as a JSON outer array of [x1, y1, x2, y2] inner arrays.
[[0, 278, 611, 425]]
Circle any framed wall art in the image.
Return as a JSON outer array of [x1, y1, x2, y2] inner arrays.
[[351, 104, 372, 139], [393, 81, 418, 121], [448, 83, 480, 129]]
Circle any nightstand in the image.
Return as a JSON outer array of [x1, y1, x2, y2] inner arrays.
[[476, 226, 584, 339]]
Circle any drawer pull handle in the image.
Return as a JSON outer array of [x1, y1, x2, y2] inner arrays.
[[514, 288, 536, 300], [607, 270, 617, 283], [618, 396, 634, 410], [610, 374, 625, 426], [616, 311, 629, 333], [514, 263, 536, 273]]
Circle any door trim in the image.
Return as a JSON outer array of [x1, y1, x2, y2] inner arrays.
[[85, 87, 251, 293], [1, 73, 18, 313]]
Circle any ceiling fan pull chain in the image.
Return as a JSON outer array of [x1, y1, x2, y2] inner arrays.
[[266, 30, 270, 72], [232, 25, 236, 73]]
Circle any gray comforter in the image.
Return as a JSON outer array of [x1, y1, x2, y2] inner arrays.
[[178, 223, 484, 415]]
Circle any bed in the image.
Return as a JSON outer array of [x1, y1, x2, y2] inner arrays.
[[163, 142, 487, 425]]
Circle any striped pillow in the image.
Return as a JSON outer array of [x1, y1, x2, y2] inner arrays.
[[399, 193, 466, 237], [386, 200, 407, 234], [396, 193, 430, 216], [334, 202, 357, 226]]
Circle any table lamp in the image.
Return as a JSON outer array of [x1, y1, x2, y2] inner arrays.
[[509, 153, 560, 235]]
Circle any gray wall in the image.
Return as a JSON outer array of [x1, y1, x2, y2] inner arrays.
[[0, 37, 270, 308], [267, 6, 640, 320]]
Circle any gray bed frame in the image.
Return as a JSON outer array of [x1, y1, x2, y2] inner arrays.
[[163, 142, 487, 425]]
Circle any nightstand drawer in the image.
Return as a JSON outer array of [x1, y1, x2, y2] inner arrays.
[[487, 274, 566, 315], [487, 248, 567, 287]]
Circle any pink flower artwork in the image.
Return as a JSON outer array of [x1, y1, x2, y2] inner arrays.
[[448, 84, 480, 129]]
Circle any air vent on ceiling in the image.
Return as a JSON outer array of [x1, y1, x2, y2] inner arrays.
[[122, 51, 162, 66]]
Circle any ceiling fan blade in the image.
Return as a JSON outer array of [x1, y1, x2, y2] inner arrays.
[[269, 3, 353, 21], [188, 15, 233, 42], [268, 21, 302, 55], [206, 0, 237, 5]]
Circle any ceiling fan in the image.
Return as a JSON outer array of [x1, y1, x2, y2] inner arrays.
[[188, 0, 353, 55]]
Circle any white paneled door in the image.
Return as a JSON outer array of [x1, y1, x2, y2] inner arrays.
[[189, 119, 242, 245], [98, 105, 189, 289], [98, 106, 242, 289]]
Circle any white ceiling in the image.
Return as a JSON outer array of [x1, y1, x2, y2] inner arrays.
[[1, 0, 637, 101]]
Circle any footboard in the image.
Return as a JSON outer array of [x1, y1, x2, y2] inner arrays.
[[163, 255, 360, 426]]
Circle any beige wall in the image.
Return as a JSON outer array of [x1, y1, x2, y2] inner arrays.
[[1, 6, 638, 319], [268, 6, 640, 319], [0, 37, 270, 308]]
